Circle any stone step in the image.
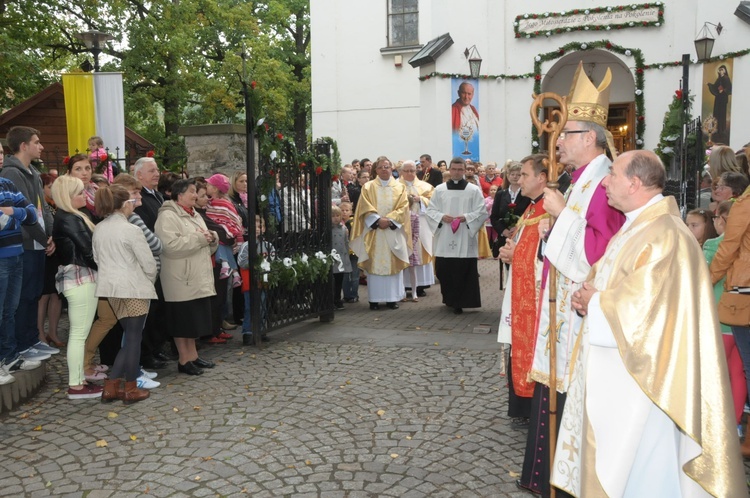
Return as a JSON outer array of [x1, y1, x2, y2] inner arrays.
[[0, 363, 47, 415]]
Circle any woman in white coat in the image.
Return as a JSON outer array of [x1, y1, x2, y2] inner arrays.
[[93, 185, 157, 404], [155, 179, 218, 376]]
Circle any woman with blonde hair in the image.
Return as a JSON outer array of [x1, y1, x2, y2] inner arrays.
[[51, 175, 100, 399], [94, 185, 157, 404], [708, 145, 743, 181]]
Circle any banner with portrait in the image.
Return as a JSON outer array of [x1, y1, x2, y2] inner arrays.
[[701, 59, 733, 146], [451, 78, 480, 161]]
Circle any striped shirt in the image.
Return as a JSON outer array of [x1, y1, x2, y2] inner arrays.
[[206, 197, 244, 244], [0, 177, 38, 258], [55, 264, 97, 293], [128, 212, 163, 273]]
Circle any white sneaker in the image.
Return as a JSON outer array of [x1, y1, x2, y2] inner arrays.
[[0, 362, 16, 385], [140, 368, 158, 380], [33, 341, 60, 354], [6, 356, 42, 371], [18, 347, 51, 361], [136, 376, 160, 389]]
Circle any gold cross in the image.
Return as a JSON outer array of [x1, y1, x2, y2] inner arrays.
[[563, 436, 580, 461]]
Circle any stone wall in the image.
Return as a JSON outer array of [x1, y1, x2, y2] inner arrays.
[[179, 124, 257, 178]]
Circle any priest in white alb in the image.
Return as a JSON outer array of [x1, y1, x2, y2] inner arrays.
[[552, 150, 746, 498], [398, 160, 435, 300], [425, 157, 487, 314], [350, 156, 411, 310]]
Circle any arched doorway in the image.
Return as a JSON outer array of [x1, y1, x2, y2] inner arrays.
[[541, 50, 636, 154]]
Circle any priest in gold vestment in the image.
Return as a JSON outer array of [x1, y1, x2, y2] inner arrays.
[[350, 156, 411, 310], [551, 150, 746, 498]]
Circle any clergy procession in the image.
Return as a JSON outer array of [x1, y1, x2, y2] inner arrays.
[[343, 61, 748, 497]]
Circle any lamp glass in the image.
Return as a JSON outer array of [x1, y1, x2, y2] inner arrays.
[[469, 59, 482, 79], [694, 36, 714, 60]]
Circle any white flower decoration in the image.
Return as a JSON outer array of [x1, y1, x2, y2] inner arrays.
[[606, 26, 611, 30], [636, 139, 643, 145], [535, 55, 541, 62], [260, 259, 271, 272], [625, 50, 632, 56], [719, 55, 724, 60], [532, 141, 539, 148], [315, 251, 326, 260], [300, 253, 309, 264], [584, 26, 589, 30], [283, 257, 293, 268], [691, 58, 697, 64], [524, 14, 529, 18], [513, 22, 518, 27], [546, 32, 551, 37], [566, 27, 572, 32], [631, 4, 637, 9], [270, 150, 277, 160], [561, 11, 566, 15], [629, 21, 634, 26], [607, 6, 612, 11], [526, 34, 531, 39], [256, 118, 265, 126], [635, 89, 642, 95], [584, 9, 590, 14], [659, 65, 664, 69], [581, 43, 588, 49], [662, 147, 674, 154], [544, 12, 549, 17], [655, 23, 660, 27], [260, 194, 267, 201]]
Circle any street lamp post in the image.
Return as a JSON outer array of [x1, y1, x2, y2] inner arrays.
[[464, 45, 482, 79], [694, 22, 723, 61], [75, 30, 114, 72]]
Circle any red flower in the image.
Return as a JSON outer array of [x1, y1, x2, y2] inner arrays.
[[299, 162, 306, 169], [99, 152, 108, 161], [508, 203, 517, 209], [63, 156, 70, 165], [559, 49, 565, 55], [675, 89, 683, 100], [644, 3, 650, 7], [264, 123, 269, 132], [515, 33, 521, 38], [251, 81, 257, 89], [636, 68, 644, 74], [146, 151, 155, 157], [332, 175, 339, 182], [276, 133, 283, 140], [534, 74, 541, 81], [638, 115, 645, 122], [315, 166, 323, 175], [269, 169, 275, 176], [606, 43, 612, 49], [658, 10, 663, 15]]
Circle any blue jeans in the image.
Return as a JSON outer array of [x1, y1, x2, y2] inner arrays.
[[731, 325, 750, 405], [342, 255, 359, 300], [16, 250, 45, 352], [242, 290, 267, 335], [0, 254, 23, 363]]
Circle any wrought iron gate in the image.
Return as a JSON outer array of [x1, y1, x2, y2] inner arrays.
[[663, 117, 704, 216], [253, 139, 335, 333]]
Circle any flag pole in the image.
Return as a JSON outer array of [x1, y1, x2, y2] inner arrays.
[[529, 93, 567, 498]]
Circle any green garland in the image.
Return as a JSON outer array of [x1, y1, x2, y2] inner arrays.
[[514, 3, 664, 39], [655, 89, 693, 167], [419, 45, 750, 152], [256, 250, 339, 290]]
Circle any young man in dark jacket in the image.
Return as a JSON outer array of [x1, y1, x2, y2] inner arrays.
[[0, 126, 59, 369]]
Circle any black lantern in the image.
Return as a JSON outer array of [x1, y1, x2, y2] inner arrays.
[[694, 22, 722, 61], [75, 30, 114, 72]]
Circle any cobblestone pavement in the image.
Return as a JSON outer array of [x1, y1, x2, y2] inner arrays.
[[1, 259, 746, 496]]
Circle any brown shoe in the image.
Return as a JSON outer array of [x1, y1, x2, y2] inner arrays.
[[101, 378, 123, 403], [122, 380, 150, 405]]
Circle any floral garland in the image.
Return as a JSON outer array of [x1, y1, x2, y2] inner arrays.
[[419, 45, 749, 152], [655, 89, 693, 167], [513, 3, 664, 39], [257, 249, 342, 290]]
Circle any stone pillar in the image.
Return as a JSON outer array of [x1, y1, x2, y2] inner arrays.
[[178, 124, 256, 178]]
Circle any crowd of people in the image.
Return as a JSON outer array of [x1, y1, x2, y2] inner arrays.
[[0, 127, 258, 404], [2, 63, 750, 493]]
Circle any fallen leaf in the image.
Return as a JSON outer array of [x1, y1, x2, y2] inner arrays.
[[130, 435, 137, 441], [345, 380, 351, 385], [20, 412, 29, 419], [144, 485, 150, 493], [390, 453, 399, 458], [305, 460, 312, 465], [173, 407, 179, 412], [250, 354, 256, 359], [405, 436, 412, 440], [193, 406, 201, 411], [53, 388, 61, 393], [240, 488, 247, 493], [415, 326, 421, 330], [33, 425, 42, 431], [194, 475, 201, 481], [433, 342, 439, 346], [237, 351, 245, 355], [45, 481, 52, 488], [202, 456, 213, 461], [107, 412, 118, 419], [376, 410, 386, 416], [95, 439, 108, 447], [509, 471, 520, 477], [247, 392, 254, 396]]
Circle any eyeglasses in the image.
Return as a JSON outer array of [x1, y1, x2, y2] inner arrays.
[[124, 199, 137, 204], [558, 130, 589, 140]]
